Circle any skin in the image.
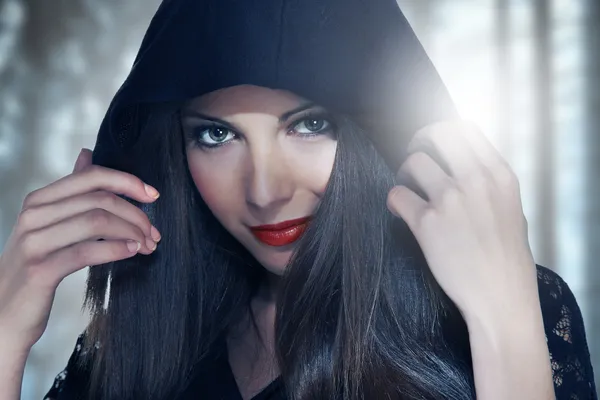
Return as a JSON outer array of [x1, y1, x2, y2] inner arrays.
[[181, 85, 338, 278], [0, 84, 555, 399]]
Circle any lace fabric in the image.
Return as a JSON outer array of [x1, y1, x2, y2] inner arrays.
[[537, 266, 598, 399], [44, 265, 597, 400]]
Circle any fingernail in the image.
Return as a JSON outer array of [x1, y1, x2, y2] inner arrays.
[[144, 184, 160, 199], [145, 237, 157, 252], [126, 240, 141, 253], [150, 225, 161, 242]]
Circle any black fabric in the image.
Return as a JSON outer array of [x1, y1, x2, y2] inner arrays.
[[44, 266, 597, 400]]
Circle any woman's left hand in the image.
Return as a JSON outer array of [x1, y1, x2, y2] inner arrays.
[[386, 120, 540, 323]]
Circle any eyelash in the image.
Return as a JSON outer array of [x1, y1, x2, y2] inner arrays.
[[188, 111, 337, 150]]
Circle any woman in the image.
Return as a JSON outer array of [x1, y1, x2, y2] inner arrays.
[[0, 0, 595, 399]]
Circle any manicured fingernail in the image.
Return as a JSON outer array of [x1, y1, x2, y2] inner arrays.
[[144, 184, 160, 199], [145, 237, 157, 252], [150, 225, 161, 242], [126, 240, 141, 253]]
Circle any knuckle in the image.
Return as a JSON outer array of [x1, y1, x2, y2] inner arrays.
[[125, 174, 144, 192], [133, 224, 146, 240], [140, 216, 153, 234], [125, 204, 151, 232], [70, 243, 94, 266], [404, 151, 427, 171], [415, 123, 437, 140], [97, 167, 142, 194], [386, 187, 401, 207], [19, 232, 42, 263], [16, 207, 38, 231], [96, 191, 118, 209], [86, 208, 111, 228], [407, 130, 428, 153], [416, 206, 437, 231], [438, 185, 461, 206], [428, 129, 444, 145], [22, 190, 40, 209], [411, 127, 426, 141], [114, 241, 132, 259]]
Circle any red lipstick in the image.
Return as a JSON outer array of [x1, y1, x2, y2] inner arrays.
[[249, 216, 311, 247]]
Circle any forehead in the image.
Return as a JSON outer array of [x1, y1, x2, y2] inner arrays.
[[184, 84, 309, 116]]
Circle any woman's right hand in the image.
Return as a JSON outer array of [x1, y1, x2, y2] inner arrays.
[[0, 148, 161, 351]]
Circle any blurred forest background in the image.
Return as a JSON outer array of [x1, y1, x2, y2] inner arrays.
[[0, 0, 597, 398]]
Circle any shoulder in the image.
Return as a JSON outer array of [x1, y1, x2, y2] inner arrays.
[[535, 264, 598, 399], [43, 333, 95, 400], [536, 264, 585, 344]]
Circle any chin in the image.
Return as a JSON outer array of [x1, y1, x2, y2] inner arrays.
[[253, 248, 294, 276]]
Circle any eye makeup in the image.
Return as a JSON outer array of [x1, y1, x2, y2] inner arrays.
[[182, 108, 337, 150]]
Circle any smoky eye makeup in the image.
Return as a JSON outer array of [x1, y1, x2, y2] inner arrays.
[[186, 122, 239, 150], [181, 106, 338, 150], [287, 109, 338, 138], [180, 108, 240, 150]]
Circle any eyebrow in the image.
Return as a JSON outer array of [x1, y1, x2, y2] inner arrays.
[[181, 110, 238, 131], [181, 102, 317, 128], [279, 102, 316, 122]]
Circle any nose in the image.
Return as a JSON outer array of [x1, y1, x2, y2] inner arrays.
[[244, 142, 295, 211]]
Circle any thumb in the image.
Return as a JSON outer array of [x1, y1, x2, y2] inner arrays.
[[72, 148, 93, 173]]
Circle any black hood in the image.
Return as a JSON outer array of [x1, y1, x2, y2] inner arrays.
[[92, 0, 458, 171]]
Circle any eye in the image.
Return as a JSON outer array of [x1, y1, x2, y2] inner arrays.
[[193, 126, 236, 147], [292, 117, 331, 134]]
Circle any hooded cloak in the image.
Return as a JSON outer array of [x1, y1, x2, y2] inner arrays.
[[91, 0, 459, 171]]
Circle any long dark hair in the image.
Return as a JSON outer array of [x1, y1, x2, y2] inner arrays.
[[80, 102, 475, 400]]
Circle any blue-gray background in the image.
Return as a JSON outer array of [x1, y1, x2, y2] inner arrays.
[[0, 0, 597, 398]]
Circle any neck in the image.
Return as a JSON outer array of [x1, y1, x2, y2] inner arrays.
[[255, 271, 281, 304]]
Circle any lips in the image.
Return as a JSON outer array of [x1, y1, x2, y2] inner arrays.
[[249, 216, 311, 247]]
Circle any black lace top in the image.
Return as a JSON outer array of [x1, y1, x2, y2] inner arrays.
[[43, 266, 597, 400]]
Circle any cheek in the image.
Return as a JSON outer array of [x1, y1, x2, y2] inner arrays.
[[186, 151, 240, 222], [291, 139, 338, 194]]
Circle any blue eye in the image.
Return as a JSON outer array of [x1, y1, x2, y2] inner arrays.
[[193, 126, 236, 147], [292, 116, 333, 135]]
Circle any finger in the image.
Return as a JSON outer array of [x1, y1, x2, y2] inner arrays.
[[406, 121, 481, 180], [35, 239, 141, 286], [397, 151, 454, 202], [18, 190, 160, 241], [21, 209, 157, 262], [386, 185, 428, 230], [72, 150, 84, 174], [456, 122, 518, 187], [72, 148, 93, 174], [457, 121, 507, 170], [24, 165, 160, 209]]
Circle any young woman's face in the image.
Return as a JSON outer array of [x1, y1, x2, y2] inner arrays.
[[182, 85, 338, 275]]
